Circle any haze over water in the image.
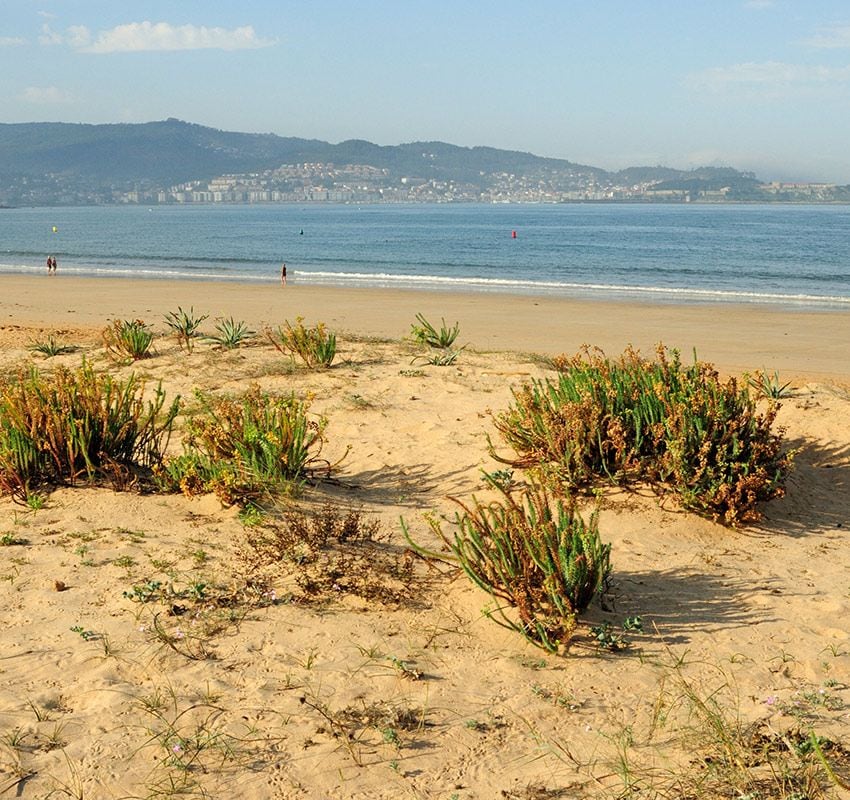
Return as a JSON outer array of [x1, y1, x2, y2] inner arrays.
[[1, 203, 849, 309]]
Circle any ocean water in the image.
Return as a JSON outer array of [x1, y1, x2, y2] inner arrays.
[[1, 203, 849, 308]]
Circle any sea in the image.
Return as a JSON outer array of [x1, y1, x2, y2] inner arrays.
[[1, 203, 849, 309]]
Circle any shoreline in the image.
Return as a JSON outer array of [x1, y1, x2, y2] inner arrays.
[[1, 274, 848, 382]]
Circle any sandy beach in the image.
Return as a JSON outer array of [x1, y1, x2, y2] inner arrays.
[[3, 274, 850, 381], [0, 275, 849, 798]]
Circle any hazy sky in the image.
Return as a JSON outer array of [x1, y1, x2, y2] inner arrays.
[[3, 1, 850, 182]]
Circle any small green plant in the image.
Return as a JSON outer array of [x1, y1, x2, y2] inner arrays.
[[388, 655, 423, 680], [409, 314, 464, 366], [123, 579, 163, 603], [411, 348, 461, 367], [26, 699, 50, 722], [404, 482, 611, 653], [163, 306, 208, 353], [102, 318, 155, 361], [28, 334, 74, 357], [70, 625, 97, 641], [25, 492, 45, 511], [0, 532, 24, 546], [204, 317, 254, 349], [410, 313, 460, 349], [134, 690, 269, 793], [381, 727, 400, 746], [590, 616, 643, 651], [238, 503, 266, 527], [482, 468, 515, 492], [266, 317, 337, 368], [748, 369, 793, 399]]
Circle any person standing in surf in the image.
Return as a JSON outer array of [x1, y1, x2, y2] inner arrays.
[[280, 263, 287, 285]]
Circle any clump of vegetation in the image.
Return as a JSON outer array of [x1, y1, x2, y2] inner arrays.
[[204, 317, 254, 349], [409, 313, 463, 366], [748, 368, 794, 399], [598, 662, 850, 799], [28, 334, 75, 357], [125, 575, 272, 660], [0, 363, 178, 502], [410, 313, 460, 349], [102, 318, 155, 361], [404, 483, 610, 653], [163, 306, 208, 353], [242, 504, 415, 604], [158, 386, 340, 505], [266, 316, 337, 368], [491, 345, 792, 526], [411, 348, 461, 367]]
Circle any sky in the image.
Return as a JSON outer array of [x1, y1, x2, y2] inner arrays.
[[2, 1, 850, 182]]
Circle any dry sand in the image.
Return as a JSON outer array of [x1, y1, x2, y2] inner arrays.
[[0, 275, 849, 798]]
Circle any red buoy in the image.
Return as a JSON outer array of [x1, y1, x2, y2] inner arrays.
[[511, 230, 517, 239]]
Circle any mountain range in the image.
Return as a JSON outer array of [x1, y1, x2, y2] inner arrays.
[[0, 118, 767, 206]]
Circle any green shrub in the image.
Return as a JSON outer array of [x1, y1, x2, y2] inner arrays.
[[266, 317, 337, 368], [102, 319, 155, 361], [410, 313, 460, 349], [28, 334, 75, 357], [404, 483, 610, 653], [204, 317, 254, 349], [158, 386, 339, 505], [163, 306, 208, 353], [747, 368, 793, 399], [491, 346, 791, 526], [0, 363, 178, 502]]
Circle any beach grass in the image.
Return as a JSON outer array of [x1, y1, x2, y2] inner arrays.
[[0, 362, 178, 502]]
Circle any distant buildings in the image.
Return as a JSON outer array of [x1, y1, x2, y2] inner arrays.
[[108, 162, 850, 206], [3, 159, 848, 207]]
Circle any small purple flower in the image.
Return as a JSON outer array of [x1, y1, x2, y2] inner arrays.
[[764, 695, 778, 706]]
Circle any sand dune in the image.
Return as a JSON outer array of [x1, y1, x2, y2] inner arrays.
[[0, 278, 848, 798]]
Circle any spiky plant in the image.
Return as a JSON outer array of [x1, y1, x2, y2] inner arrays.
[[747, 369, 793, 399], [102, 319, 155, 361], [404, 483, 610, 653], [410, 313, 460, 349], [163, 307, 208, 353], [411, 349, 461, 367], [204, 317, 254, 349], [28, 334, 75, 357]]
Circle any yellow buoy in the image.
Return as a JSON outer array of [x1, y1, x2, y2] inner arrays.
[[52, 226, 58, 233]]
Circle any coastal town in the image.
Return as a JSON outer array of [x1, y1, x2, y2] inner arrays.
[[3, 120, 848, 207], [113, 162, 848, 205]]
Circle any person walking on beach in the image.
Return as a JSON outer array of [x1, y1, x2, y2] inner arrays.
[[280, 262, 287, 285], [46, 255, 56, 275]]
